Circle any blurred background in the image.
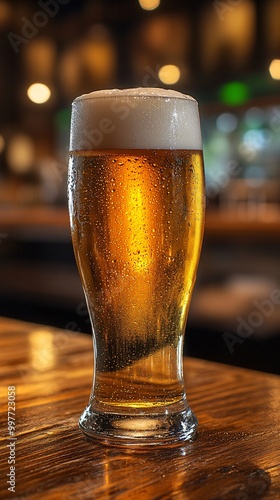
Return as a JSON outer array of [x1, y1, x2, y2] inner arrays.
[[0, 0, 279, 374]]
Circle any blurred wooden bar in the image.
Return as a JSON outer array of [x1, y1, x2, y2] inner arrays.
[[0, 207, 69, 229], [206, 208, 280, 240], [1, 206, 280, 237]]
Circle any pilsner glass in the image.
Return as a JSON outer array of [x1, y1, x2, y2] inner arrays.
[[68, 88, 205, 446]]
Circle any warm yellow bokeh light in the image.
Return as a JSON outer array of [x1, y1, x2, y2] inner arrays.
[[158, 65, 181, 85], [139, 0, 160, 11], [27, 83, 51, 104], [7, 134, 35, 173], [269, 59, 280, 80]]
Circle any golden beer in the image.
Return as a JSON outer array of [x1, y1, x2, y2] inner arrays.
[[68, 89, 205, 445]]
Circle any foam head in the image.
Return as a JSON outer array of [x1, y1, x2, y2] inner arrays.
[[70, 88, 202, 151]]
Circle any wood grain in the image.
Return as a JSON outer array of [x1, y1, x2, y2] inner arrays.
[[0, 317, 279, 500]]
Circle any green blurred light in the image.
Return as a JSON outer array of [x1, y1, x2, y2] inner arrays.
[[219, 82, 250, 106], [55, 108, 71, 132]]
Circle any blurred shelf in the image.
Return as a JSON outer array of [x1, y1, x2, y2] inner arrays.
[[0, 206, 69, 228], [0, 207, 70, 241], [205, 207, 280, 239]]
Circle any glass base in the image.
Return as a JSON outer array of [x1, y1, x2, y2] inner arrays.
[[79, 404, 198, 447]]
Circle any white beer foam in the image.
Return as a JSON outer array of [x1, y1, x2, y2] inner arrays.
[[70, 88, 202, 151]]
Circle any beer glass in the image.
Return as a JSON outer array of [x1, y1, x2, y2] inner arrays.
[[68, 88, 205, 446]]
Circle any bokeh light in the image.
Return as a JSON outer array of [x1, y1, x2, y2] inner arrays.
[[27, 83, 51, 104], [219, 81, 250, 106], [243, 129, 273, 150], [138, 0, 160, 10], [244, 107, 266, 128], [269, 59, 280, 80], [7, 134, 35, 173], [207, 135, 231, 154], [158, 65, 180, 85], [216, 113, 238, 133]]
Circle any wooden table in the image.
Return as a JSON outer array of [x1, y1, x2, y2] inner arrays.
[[0, 317, 279, 499]]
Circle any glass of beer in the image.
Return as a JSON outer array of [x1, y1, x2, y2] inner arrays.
[[68, 88, 205, 446]]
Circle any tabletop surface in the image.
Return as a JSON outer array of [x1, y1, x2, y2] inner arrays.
[[0, 317, 279, 500]]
